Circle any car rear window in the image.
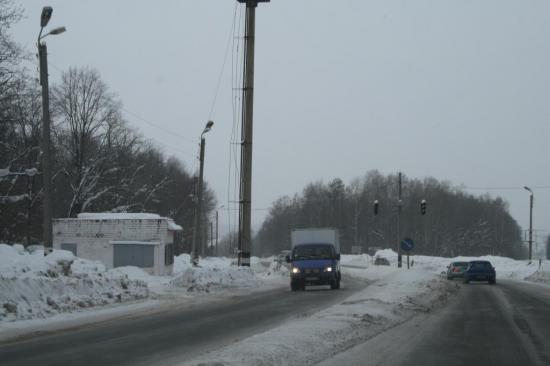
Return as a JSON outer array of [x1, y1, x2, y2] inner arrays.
[[470, 262, 492, 269], [453, 262, 468, 267]]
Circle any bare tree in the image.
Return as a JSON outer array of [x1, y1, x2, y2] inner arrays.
[[52, 67, 124, 216]]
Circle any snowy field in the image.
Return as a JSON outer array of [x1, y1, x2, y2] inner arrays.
[[1, 242, 549, 352]]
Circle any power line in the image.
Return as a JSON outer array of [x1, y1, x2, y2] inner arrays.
[[207, 2, 238, 121], [121, 108, 197, 145], [464, 185, 550, 191], [47, 61, 199, 147]]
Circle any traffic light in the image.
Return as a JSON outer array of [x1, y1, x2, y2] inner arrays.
[[373, 200, 379, 215], [420, 199, 427, 215]]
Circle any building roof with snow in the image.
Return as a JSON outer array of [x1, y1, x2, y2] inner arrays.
[[73, 213, 183, 231]]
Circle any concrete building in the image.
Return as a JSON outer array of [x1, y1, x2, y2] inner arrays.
[[53, 213, 182, 275]]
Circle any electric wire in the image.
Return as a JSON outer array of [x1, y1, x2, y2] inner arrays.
[[46, 61, 198, 160], [464, 186, 550, 191], [207, 3, 238, 122], [227, 3, 245, 245]]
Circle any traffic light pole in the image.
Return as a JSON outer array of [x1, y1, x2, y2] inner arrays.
[[397, 172, 402, 268]]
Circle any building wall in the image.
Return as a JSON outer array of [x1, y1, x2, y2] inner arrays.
[[53, 218, 175, 275]]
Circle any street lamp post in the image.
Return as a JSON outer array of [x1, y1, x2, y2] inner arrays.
[[190, 121, 214, 266], [524, 186, 534, 264], [38, 7, 65, 256], [215, 205, 224, 256]]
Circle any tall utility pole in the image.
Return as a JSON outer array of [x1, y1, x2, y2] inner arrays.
[[38, 41, 53, 256], [397, 172, 402, 268], [237, 0, 269, 267], [215, 209, 219, 256], [524, 186, 534, 264], [38, 7, 65, 256]]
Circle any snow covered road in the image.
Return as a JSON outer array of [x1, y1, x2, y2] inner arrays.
[[317, 279, 550, 366], [0, 275, 368, 366]]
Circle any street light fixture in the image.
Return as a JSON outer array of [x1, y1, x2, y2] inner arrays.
[[37, 6, 66, 256], [524, 186, 534, 264], [191, 121, 214, 266]]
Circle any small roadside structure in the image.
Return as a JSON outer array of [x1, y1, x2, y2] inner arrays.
[[53, 213, 182, 275]]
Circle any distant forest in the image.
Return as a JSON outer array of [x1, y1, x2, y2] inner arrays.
[[0, 2, 215, 252], [254, 171, 528, 259]]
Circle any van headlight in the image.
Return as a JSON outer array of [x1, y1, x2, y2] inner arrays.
[[324, 266, 333, 272], [291, 267, 300, 274]]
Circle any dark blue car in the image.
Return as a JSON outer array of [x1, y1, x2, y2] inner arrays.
[[463, 260, 496, 284], [286, 243, 341, 291]]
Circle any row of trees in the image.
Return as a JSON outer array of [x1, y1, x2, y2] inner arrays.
[[254, 171, 527, 259], [0, 1, 215, 252]]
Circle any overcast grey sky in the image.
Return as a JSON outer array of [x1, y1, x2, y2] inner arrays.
[[13, 0, 550, 252]]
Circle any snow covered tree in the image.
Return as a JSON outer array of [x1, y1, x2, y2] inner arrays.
[[51, 67, 127, 217], [254, 171, 525, 258]]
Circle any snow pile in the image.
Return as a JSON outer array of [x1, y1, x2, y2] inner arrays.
[[169, 256, 287, 293], [405, 253, 540, 280], [179, 268, 458, 366], [359, 248, 541, 281], [0, 244, 148, 322], [524, 267, 550, 285], [341, 254, 371, 267]]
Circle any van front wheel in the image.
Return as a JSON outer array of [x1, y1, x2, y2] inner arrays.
[[330, 276, 340, 290]]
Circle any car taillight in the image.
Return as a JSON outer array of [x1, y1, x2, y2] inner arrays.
[[453, 268, 459, 272]]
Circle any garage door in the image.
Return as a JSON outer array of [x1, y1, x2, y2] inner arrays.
[[113, 244, 154, 268]]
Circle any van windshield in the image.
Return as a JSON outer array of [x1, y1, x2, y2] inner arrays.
[[293, 244, 333, 260]]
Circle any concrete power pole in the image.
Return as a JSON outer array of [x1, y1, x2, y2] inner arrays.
[[39, 42, 53, 256], [237, 0, 269, 267], [38, 7, 65, 256]]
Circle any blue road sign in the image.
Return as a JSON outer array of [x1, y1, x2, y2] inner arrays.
[[401, 238, 415, 251]]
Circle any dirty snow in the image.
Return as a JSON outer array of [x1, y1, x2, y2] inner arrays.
[[2, 241, 549, 356], [0, 244, 288, 340], [177, 250, 549, 366], [179, 264, 459, 366], [0, 244, 148, 323]]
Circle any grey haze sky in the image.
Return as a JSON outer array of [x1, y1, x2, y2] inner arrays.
[[13, 0, 550, 252]]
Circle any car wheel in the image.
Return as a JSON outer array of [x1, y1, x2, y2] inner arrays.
[[464, 277, 470, 284], [447, 276, 452, 280], [489, 279, 496, 285], [291, 281, 299, 291]]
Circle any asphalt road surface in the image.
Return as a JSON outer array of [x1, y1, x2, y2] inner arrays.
[[317, 279, 550, 366], [0, 276, 366, 366]]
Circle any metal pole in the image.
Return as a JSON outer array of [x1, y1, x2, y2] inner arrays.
[[39, 42, 53, 256], [529, 193, 533, 264], [238, 1, 257, 267], [215, 210, 219, 256], [190, 177, 198, 264], [191, 139, 206, 264], [210, 220, 213, 256], [397, 172, 402, 268]]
